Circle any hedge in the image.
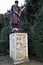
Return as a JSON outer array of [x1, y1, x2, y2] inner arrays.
[[0, 40, 8, 54]]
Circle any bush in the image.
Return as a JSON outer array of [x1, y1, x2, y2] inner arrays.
[[20, 21, 31, 33], [0, 26, 11, 53], [0, 40, 8, 54], [1, 26, 11, 43], [20, 14, 43, 60], [29, 12, 43, 60]]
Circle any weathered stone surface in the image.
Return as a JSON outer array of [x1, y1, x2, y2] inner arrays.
[[9, 33, 28, 64], [16, 33, 28, 60]]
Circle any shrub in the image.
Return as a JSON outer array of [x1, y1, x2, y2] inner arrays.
[[0, 26, 11, 53], [0, 40, 8, 54], [29, 12, 43, 60], [1, 26, 11, 43]]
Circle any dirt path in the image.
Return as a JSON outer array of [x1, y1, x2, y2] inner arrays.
[[30, 59, 43, 65], [0, 55, 43, 65]]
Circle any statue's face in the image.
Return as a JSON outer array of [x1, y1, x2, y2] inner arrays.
[[15, 2, 18, 6]]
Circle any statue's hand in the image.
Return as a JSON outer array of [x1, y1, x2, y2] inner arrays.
[[14, 10, 21, 18], [17, 13, 21, 18], [14, 10, 19, 15]]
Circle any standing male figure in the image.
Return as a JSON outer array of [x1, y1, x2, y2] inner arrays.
[[10, 0, 21, 31]]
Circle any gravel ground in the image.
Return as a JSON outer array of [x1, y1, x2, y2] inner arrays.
[[0, 55, 43, 65]]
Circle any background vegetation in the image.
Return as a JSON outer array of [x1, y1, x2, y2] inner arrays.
[[0, 0, 43, 61]]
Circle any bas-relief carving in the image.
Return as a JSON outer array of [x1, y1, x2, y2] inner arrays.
[[16, 33, 28, 60]]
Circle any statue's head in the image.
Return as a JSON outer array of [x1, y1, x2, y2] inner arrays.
[[15, 0, 19, 6]]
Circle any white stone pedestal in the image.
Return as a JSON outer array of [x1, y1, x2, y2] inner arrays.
[[9, 33, 29, 64]]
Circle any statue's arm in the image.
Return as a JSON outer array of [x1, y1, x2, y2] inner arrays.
[[14, 9, 21, 18], [15, 7, 21, 17], [14, 9, 19, 15], [10, 6, 13, 23], [13, 6, 21, 17], [10, 5, 21, 17]]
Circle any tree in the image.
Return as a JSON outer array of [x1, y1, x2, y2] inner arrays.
[[25, 0, 43, 25], [21, 0, 43, 60], [29, 9, 43, 59]]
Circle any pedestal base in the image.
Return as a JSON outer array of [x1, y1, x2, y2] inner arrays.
[[9, 33, 29, 64]]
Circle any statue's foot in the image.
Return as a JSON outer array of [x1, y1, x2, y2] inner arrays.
[[12, 28, 19, 32]]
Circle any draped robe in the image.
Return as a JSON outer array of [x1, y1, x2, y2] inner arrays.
[[10, 5, 21, 28]]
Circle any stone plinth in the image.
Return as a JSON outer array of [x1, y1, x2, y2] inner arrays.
[[9, 33, 29, 64]]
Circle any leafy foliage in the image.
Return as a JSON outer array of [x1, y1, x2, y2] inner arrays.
[[1, 26, 11, 42], [23, 0, 43, 60], [0, 0, 43, 60], [0, 40, 8, 54], [25, 0, 43, 25]]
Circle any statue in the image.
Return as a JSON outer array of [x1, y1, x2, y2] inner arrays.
[[10, 0, 21, 32]]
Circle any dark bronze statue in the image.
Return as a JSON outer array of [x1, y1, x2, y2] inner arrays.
[[10, 0, 21, 32]]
